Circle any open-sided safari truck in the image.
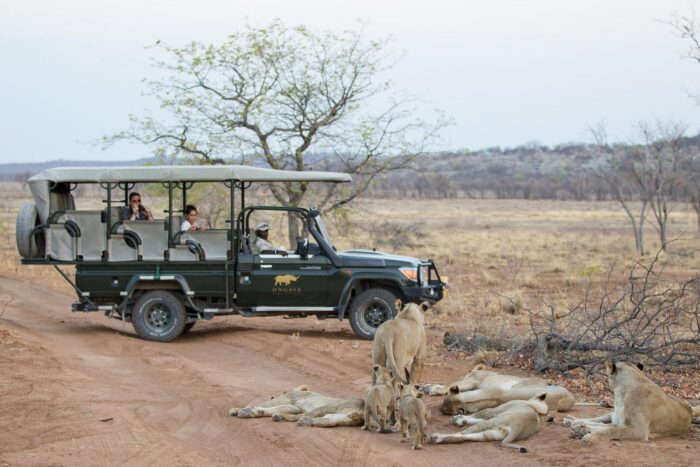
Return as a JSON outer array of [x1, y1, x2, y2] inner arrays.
[[17, 165, 446, 342]]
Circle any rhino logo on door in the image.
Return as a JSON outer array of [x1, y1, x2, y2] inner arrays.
[[274, 275, 300, 286]]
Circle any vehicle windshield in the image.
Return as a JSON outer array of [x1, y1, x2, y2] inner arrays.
[[315, 214, 333, 248]]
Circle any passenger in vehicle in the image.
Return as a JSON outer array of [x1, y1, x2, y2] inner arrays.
[[255, 222, 288, 256], [180, 204, 205, 232], [120, 192, 154, 221]]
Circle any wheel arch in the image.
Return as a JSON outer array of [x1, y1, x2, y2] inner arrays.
[[337, 275, 406, 321], [121, 274, 193, 313]]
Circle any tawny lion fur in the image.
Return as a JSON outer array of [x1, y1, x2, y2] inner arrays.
[[435, 364, 575, 415], [564, 361, 698, 442], [429, 393, 550, 452], [229, 385, 364, 428], [371, 301, 428, 385]]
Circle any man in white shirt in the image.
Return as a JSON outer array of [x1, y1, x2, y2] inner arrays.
[[254, 222, 288, 256]]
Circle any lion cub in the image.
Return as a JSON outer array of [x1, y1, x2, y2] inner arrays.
[[363, 365, 396, 433], [399, 383, 429, 450]]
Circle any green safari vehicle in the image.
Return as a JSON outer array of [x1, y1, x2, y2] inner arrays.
[[17, 165, 447, 341]]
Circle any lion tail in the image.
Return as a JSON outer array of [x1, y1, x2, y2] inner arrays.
[[384, 339, 406, 384]]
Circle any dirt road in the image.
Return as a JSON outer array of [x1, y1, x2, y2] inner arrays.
[[0, 276, 697, 466]]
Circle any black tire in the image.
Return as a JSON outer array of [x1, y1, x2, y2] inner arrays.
[[348, 288, 399, 340], [131, 291, 187, 342], [183, 321, 196, 333], [16, 203, 43, 258]]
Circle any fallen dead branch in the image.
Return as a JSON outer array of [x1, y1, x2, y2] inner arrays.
[[446, 251, 700, 373]]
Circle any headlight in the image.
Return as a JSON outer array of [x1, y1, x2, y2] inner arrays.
[[399, 267, 418, 282], [420, 265, 429, 287]]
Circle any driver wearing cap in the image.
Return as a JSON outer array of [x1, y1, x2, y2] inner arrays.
[[255, 222, 288, 256]]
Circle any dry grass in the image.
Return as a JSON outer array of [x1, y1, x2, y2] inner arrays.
[[334, 198, 700, 342]]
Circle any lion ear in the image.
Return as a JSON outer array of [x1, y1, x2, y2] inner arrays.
[[449, 385, 460, 394], [538, 393, 547, 401], [606, 360, 617, 374], [372, 364, 379, 372], [395, 299, 403, 310], [474, 364, 486, 371], [636, 362, 644, 371], [420, 301, 430, 312], [389, 370, 394, 378]]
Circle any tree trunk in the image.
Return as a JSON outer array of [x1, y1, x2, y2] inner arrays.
[[286, 213, 300, 247], [692, 199, 700, 235], [637, 201, 647, 256]]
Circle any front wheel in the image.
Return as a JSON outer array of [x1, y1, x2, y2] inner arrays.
[[348, 288, 399, 340], [131, 291, 187, 342]]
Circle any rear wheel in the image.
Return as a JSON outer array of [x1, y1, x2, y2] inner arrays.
[[348, 288, 399, 340], [131, 291, 187, 342]]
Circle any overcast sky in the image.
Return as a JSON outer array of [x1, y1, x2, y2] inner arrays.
[[1, 0, 700, 163]]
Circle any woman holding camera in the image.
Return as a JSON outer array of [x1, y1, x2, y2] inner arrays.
[[121, 192, 154, 221], [180, 204, 205, 232]]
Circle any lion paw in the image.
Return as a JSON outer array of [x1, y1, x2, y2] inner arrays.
[[237, 407, 256, 418], [562, 417, 575, 428], [569, 423, 589, 439], [228, 408, 240, 416], [427, 434, 438, 444], [271, 414, 284, 422], [581, 433, 596, 443], [298, 416, 313, 427]]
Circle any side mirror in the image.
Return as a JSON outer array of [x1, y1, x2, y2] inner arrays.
[[296, 238, 309, 260]]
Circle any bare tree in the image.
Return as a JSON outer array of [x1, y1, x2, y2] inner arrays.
[[635, 122, 688, 249], [684, 153, 700, 233], [13, 171, 32, 190], [107, 21, 448, 243], [593, 122, 688, 253], [591, 124, 649, 254]]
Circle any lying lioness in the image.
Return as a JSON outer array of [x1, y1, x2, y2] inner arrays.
[[229, 386, 364, 428], [436, 365, 575, 414], [564, 361, 700, 441], [429, 393, 550, 452]]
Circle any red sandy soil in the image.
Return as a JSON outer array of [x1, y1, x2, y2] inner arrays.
[[0, 276, 698, 466]]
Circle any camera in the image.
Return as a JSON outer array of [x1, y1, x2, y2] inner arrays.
[[138, 204, 145, 212]]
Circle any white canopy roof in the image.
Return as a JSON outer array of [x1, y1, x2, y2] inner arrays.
[[28, 165, 351, 223], [28, 165, 351, 183]]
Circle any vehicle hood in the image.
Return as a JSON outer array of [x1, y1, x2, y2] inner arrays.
[[339, 249, 421, 268]]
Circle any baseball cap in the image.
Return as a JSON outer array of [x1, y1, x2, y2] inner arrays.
[[255, 222, 270, 231]]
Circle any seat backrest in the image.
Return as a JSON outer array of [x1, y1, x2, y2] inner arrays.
[[183, 230, 229, 260], [63, 210, 106, 260], [170, 214, 184, 234], [123, 220, 168, 261]]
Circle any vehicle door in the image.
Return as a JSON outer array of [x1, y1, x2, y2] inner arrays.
[[236, 251, 331, 307]]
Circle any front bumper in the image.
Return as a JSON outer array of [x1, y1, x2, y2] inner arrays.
[[402, 284, 446, 302], [402, 259, 448, 303]]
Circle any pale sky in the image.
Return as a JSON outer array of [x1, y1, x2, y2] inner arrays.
[[1, 0, 700, 163]]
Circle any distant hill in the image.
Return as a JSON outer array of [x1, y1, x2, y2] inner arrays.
[[4, 134, 700, 201]]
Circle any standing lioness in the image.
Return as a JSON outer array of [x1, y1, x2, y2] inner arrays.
[[372, 301, 428, 384], [565, 361, 698, 441]]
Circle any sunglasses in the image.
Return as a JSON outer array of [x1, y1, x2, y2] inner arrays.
[[131, 199, 141, 203]]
